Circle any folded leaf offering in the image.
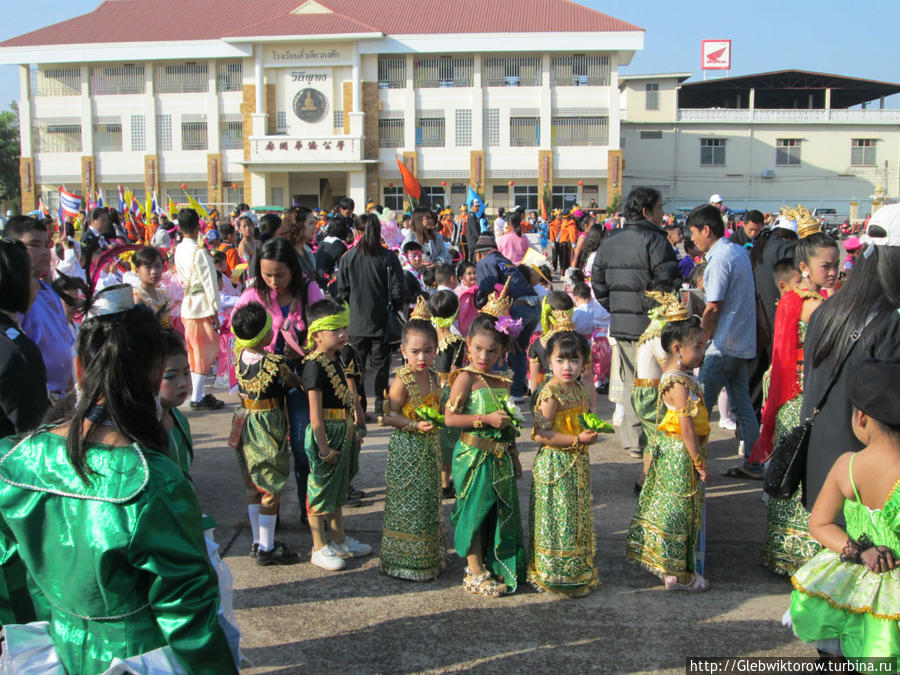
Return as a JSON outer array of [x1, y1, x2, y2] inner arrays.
[[416, 405, 445, 426], [579, 412, 615, 434]]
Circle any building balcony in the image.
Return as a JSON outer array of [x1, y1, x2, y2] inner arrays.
[[676, 108, 900, 124], [247, 135, 364, 164]]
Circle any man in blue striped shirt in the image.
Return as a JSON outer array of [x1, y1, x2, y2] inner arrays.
[[688, 204, 762, 479]]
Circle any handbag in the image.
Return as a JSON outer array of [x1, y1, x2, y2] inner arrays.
[[385, 264, 404, 343], [764, 313, 875, 499]]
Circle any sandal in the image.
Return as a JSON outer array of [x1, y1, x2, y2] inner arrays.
[[665, 574, 708, 592], [721, 466, 763, 480], [463, 568, 507, 598]]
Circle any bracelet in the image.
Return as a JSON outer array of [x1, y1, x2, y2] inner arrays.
[[321, 449, 336, 462], [473, 415, 484, 429], [840, 534, 874, 564], [403, 421, 418, 434], [691, 456, 706, 471]]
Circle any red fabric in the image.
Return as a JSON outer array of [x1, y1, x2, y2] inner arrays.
[[749, 290, 804, 464], [396, 158, 421, 200]]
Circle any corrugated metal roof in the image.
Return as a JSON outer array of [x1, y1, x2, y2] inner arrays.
[[1, 0, 641, 48]]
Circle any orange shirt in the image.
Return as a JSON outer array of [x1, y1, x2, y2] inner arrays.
[[548, 217, 562, 243], [558, 217, 578, 244], [217, 242, 240, 274]]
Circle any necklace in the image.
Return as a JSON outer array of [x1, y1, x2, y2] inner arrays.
[[304, 351, 355, 411]]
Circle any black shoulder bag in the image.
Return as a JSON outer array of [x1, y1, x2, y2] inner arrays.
[[764, 314, 875, 499]]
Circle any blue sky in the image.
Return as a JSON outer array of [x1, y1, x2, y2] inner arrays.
[[1, 0, 898, 110]]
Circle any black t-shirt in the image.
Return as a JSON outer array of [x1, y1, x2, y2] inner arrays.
[[236, 353, 285, 401], [0, 315, 50, 438], [434, 335, 466, 375], [315, 238, 348, 276], [528, 339, 549, 372], [302, 355, 349, 409]]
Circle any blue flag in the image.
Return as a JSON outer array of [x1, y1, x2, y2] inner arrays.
[[466, 186, 485, 218]]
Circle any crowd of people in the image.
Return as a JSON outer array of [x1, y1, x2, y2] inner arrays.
[[0, 184, 898, 670]]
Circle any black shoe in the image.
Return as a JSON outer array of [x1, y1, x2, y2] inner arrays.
[[249, 543, 259, 558], [345, 492, 362, 508], [256, 540, 300, 566], [442, 484, 456, 500], [348, 484, 365, 499], [633, 481, 643, 498], [189, 393, 225, 410]]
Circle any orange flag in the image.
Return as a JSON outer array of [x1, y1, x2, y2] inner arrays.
[[396, 157, 421, 200]]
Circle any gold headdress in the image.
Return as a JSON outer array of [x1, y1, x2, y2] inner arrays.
[[544, 310, 576, 340], [481, 278, 513, 318], [644, 289, 691, 323], [784, 205, 822, 239], [409, 295, 432, 321]]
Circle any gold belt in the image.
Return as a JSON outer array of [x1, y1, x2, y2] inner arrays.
[[633, 378, 660, 388], [242, 398, 280, 411], [322, 408, 350, 421], [460, 431, 507, 458], [662, 431, 709, 443]]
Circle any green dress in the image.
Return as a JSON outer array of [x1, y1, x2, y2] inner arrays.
[[528, 381, 599, 597], [435, 334, 466, 465], [789, 455, 900, 661], [449, 385, 525, 592], [380, 366, 446, 581], [0, 430, 237, 675]]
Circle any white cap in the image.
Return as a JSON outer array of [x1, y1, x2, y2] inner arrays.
[[864, 204, 900, 248], [709, 194, 724, 204], [772, 215, 798, 233]]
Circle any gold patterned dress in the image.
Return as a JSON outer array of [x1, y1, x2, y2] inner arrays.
[[380, 366, 446, 581], [626, 370, 709, 583], [528, 381, 599, 597]]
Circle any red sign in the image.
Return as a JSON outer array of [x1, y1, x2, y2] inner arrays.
[[701, 40, 732, 70]]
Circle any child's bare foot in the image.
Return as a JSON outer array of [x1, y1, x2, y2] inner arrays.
[[664, 574, 708, 592]]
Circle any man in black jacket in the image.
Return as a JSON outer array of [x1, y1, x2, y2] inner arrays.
[[466, 199, 483, 263], [591, 187, 679, 459]]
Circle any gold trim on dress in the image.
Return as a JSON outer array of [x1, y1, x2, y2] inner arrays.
[[460, 431, 507, 458], [303, 351, 356, 411]]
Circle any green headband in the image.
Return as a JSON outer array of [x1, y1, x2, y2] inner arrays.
[[306, 304, 351, 350], [232, 312, 272, 352], [431, 308, 459, 329]]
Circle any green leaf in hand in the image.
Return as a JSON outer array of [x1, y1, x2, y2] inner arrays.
[[416, 405, 445, 426], [579, 412, 615, 434]]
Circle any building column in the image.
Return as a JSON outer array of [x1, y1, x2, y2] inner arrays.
[[607, 52, 620, 150], [471, 54, 483, 151], [540, 54, 551, 150], [749, 87, 756, 110], [145, 64, 157, 152], [538, 149, 552, 214], [404, 54, 416, 150], [607, 149, 622, 209], [18, 65, 36, 213], [347, 168, 366, 211], [145, 155, 159, 199], [81, 156, 95, 205], [254, 46, 264, 114], [824, 88, 831, 110], [351, 43, 361, 113], [80, 65, 93, 158]]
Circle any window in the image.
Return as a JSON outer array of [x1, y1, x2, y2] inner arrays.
[[422, 185, 446, 208], [645, 83, 659, 111], [216, 62, 242, 92], [157, 114, 172, 151], [181, 114, 208, 150], [776, 139, 801, 166], [851, 139, 876, 166], [455, 109, 472, 147], [513, 185, 539, 211], [492, 185, 510, 209], [94, 117, 123, 152], [552, 185, 578, 210], [416, 113, 445, 147], [550, 55, 610, 86], [220, 114, 243, 150], [276, 111, 287, 134], [156, 62, 209, 94], [483, 56, 541, 87], [413, 56, 473, 88], [485, 108, 500, 147], [270, 187, 284, 207], [510, 117, 540, 146], [640, 130, 662, 140], [378, 116, 404, 148], [90, 65, 144, 95], [333, 109, 344, 133], [700, 138, 726, 166], [378, 56, 406, 89], [31, 67, 81, 96], [130, 115, 146, 152], [33, 118, 82, 152], [551, 116, 608, 146], [384, 186, 404, 211]]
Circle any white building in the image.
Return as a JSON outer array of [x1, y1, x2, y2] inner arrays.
[[620, 70, 900, 214], [0, 0, 644, 216]]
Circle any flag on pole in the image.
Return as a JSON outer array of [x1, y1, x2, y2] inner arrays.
[[96, 187, 105, 209], [396, 156, 421, 201], [37, 197, 50, 218], [85, 190, 94, 212], [181, 186, 208, 219], [118, 185, 126, 214], [167, 196, 178, 220], [466, 185, 485, 218], [58, 186, 82, 221], [151, 191, 162, 216]]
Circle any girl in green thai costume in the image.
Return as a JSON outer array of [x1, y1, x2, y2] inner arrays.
[[529, 330, 602, 597], [378, 298, 446, 581], [446, 291, 526, 598], [626, 314, 710, 592]]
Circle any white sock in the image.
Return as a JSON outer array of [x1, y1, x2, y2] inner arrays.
[[190, 372, 205, 403], [248, 505, 261, 545], [258, 514, 277, 552]]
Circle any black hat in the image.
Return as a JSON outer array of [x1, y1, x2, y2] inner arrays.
[[848, 358, 900, 427], [474, 235, 496, 252]]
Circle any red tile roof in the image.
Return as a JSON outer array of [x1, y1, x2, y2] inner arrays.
[[0, 0, 641, 48]]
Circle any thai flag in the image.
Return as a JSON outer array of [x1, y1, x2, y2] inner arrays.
[[37, 197, 50, 218], [58, 186, 82, 221], [151, 190, 161, 216], [96, 188, 105, 208], [86, 190, 94, 212], [118, 185, 126, 214]]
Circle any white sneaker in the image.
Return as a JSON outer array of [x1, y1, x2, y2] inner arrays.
[[719, 418, 737, 431], [331, 536, 372, 558], [738, 440, 745, 456], [311, 545, 347, 571], [612, 404, 624, 427]]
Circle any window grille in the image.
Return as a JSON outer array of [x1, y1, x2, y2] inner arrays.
[[384, 186, 404, 210], [510, 117, 540, 146], [333, 109, 344, 132], [378, 56, 406, 89], [700, 138, 726, 166], [216, 62, 242, 92], [645, 83, 659, 111], [33, 118, 82, 152], [270, 187, 284, 206], [422, 185, 446, 208], [851, 139, 876, 166], [550, 116, 608, 146], [485, 108, 500, 147], [378, 117, 404, 148], [640, 130, 662, 140], [94, 117, 122, 151], [776, 139, 801, 166], [220, 114, 243, 150], [455, 109, 472, 147], [156, 62, 209, 94], [276, 111, 287, 134], [483, 56, 541, 87], [550, 55, 610, 86], [157, 114, 172, 151], [130, 115, 146, 152], [90, 64, 145, 95], [181, 114, 208, 150], [552, 184, 578, 210], [513, 185, 539, 211], [416, 113, 445, 147], [413, 56, 473, 88], [31, 67, 81, 96], [225, 185, 244, 207], [176, 186, 207, 204]]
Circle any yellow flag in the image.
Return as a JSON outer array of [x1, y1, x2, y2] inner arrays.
[[168, 197, 178, 220], [182, 187, 208, 219]]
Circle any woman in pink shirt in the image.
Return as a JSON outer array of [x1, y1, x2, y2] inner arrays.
[[455, 260, 479, 335], [496, 211, 531, 264]]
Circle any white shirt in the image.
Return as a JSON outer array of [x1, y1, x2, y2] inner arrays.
[[573, 298, 610, 337], [174, 238, 220, 319]]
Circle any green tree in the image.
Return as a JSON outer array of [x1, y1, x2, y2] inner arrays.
[[607, 193, 621, 214], [0, 102, 20, 211]]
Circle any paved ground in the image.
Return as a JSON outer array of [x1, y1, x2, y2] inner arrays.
[[186, 375, 815, 674]]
